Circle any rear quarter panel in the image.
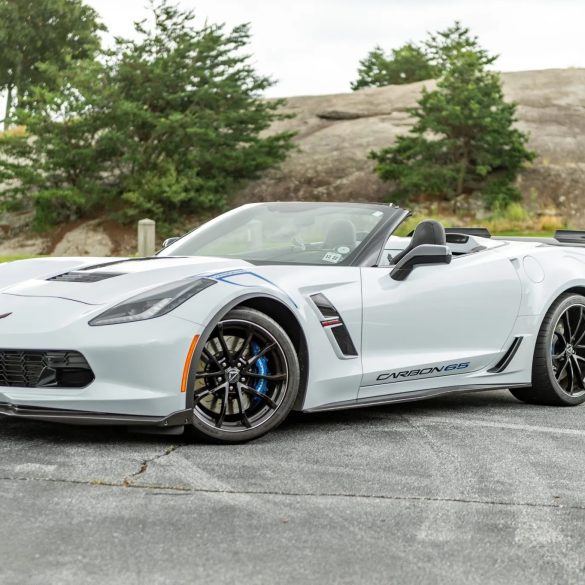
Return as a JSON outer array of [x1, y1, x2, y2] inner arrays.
[[517, 246, 585, 318]]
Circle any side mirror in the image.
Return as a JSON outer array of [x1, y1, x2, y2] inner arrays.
[[390, 244, 452, 281], [162, 237, 180, 249]]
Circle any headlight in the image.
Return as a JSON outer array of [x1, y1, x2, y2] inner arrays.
[[89, 277, 216, 326]]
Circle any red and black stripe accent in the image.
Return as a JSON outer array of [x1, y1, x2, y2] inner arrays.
[[310, 293, 358, 357]]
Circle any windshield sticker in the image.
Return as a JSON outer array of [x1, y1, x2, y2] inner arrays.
[[372, 211, 383, 217], [323, 252, 342, 263], [337, 246, 350, 255]]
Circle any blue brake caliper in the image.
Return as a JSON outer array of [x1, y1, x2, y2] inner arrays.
[[250, 341, 269, 404]]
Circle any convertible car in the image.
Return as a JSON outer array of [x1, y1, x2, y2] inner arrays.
[[1, 202, 584, 442]]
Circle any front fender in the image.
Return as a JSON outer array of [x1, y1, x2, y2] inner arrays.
[[172, 277, 301, 328], [171, 269, 364, 412]]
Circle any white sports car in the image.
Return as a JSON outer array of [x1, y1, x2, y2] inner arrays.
[[0, 202, 584, 442]]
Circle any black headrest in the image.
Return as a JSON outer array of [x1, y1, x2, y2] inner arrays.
[[391, 220, 446, 265], [411, 220, 446, 248]]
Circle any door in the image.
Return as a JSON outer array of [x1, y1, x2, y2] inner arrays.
[[359, 250, 522, 397]]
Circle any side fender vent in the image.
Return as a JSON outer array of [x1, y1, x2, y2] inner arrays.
[[330, 325, 358, 357], [310, 293, 358, 358]]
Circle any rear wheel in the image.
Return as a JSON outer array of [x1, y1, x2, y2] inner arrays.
[[510, 294, 585, 406], [189, 308, 300, 443]]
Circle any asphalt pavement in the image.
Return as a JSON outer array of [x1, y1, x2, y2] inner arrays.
[[1, 389, 585, 585]]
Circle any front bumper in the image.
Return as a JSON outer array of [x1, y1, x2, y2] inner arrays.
[[0, 294, 203, 418]]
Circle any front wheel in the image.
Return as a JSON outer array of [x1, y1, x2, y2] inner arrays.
[[189, 308, 300, 443], [510, 293, 585, 406]]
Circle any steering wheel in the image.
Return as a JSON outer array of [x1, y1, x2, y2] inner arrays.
[[290, 236, 306, 252]]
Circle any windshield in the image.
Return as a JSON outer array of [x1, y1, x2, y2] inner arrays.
[[159, 202, 397, 265]]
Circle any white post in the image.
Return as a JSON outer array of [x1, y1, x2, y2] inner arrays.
[[138, 219, 156, 257]]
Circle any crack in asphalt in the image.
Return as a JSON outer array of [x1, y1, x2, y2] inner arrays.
[[0, 474, 583, 511], [123, 444, 183, 486]]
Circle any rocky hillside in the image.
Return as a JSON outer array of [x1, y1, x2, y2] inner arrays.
[[235, 68, 585, 224]]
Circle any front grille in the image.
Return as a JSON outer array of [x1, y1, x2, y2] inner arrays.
[[0, 350, 94, 388], [48, 271, 124, 283]]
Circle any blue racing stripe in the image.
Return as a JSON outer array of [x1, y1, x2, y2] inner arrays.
[[208, 269, 299, 309]]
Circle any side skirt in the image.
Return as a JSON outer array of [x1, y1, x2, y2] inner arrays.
[[303, 383, 532, 413]]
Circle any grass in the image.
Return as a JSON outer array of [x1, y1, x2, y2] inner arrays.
[[395, 203, 565, 239], [495, 230, 555, 238], [0, 255, 37, 263], [0, 125, 26, 139]]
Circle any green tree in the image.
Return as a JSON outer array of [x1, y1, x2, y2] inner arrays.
[[108, 2, 294, 223], [351, 42, 436, 90], [0, 1, 295, 228], [0, 0, 104, 126], [370, 22, 535, 209], [0, 59, 115, 225]]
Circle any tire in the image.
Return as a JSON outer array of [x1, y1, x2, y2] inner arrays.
[[188, 308, 300, 443], [510, 293, 585, 406]]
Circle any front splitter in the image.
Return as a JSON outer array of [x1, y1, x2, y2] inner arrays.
[[0, 402, 192, 427]]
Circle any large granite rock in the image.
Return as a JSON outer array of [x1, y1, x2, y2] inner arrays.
[[235, 69, 585, 224]]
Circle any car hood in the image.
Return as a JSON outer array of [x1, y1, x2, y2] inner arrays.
[[0, 256, 250, 305]]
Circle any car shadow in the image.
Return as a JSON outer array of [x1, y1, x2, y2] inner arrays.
[[0, 417, 178, 446], [279, 388, 525, 431], [0, 389, 526, 445]]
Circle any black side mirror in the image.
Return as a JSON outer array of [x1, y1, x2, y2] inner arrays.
[[162, 237, 180, 248], [390, 244, 452, 281]]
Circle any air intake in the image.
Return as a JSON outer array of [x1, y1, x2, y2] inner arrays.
[[0, 350, 94, 388], [488, 337, 523, 373]]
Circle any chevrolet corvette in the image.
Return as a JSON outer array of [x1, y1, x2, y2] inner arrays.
[[1, 201, 585, 443]]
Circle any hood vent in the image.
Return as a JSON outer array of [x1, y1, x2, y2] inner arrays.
[[48, 271, 125, 283]]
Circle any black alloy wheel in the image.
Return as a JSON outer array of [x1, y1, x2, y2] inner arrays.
[[511, 294, 585, 406], [550, 302, 585, 397], [189, 308, 300, 442]]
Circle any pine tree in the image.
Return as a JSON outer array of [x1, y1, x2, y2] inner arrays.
[[370, 22, 535, 209], [351, 43, 436, 90]]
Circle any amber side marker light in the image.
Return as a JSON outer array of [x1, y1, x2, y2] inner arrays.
[[181, 335, 200, 392]]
